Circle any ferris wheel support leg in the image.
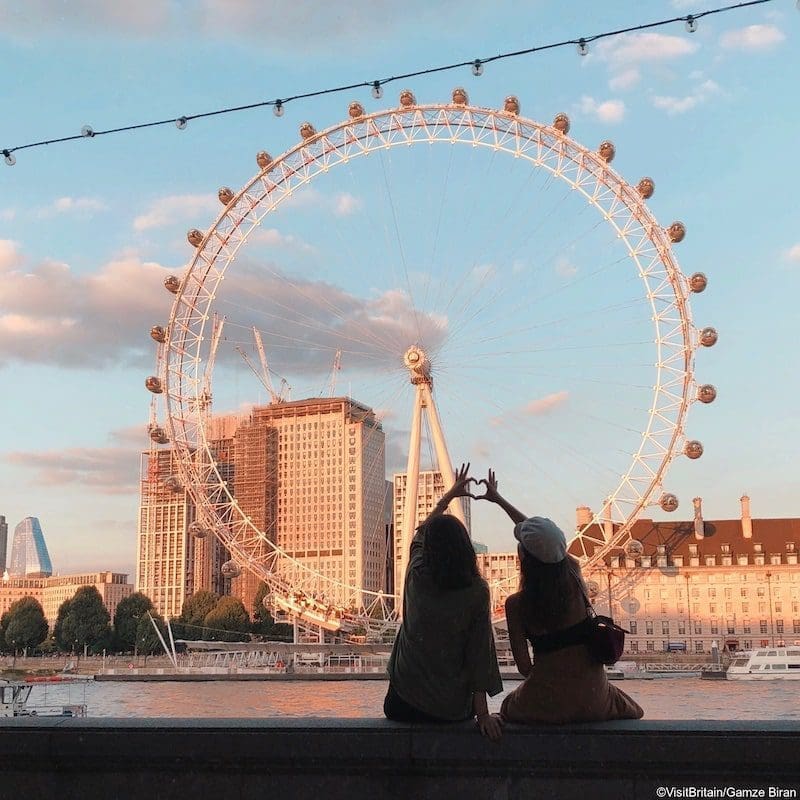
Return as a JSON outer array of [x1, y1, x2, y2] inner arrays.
[[421, 383, 467, 530], [399, 386, 424, 603]]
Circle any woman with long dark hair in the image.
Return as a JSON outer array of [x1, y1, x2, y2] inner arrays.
[[385, 464, 504, 740], [481, 470, 643, 724]]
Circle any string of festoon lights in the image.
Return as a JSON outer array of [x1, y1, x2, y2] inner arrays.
[[2, 0, 784, 166]]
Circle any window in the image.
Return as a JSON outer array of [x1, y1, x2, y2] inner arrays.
[[711, 622, 719, 634], [776, 620, 785, 634], [727, 623, 735, 635], [630, 641, 639, 653], [694, 622, 702, 635], [645, 621, 653, 635], [794, 620, 800, 635], [661, 621, 669, 635], [760, 620, 769, 634], [629, 621, 637, 635], [695, 642, 704, 653], [743, 620, 751, 633], [646, 641, 655, 652], [708, 588, 716, 599], [678, 621, 686, 635], [741, 587, 748, 597]]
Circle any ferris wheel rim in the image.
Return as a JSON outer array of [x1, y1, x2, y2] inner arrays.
[[155, 98, 699, 614]]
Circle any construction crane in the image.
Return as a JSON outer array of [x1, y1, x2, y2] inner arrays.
[[326, 349, 342, 397], [236, 327, 290, 405]]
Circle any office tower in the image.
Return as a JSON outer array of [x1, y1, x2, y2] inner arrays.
[[8, 517, 53, 577], [0, 515, 7, 572], [392, 471, 471, 597], [135, 449, 226, 621], [234, 397, 387, 609]]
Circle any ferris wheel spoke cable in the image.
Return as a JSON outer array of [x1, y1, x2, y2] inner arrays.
[[377, 148, 424, 344], [439, 198, 614, 346], [444, 293, 647, 355], [216, 285, 400, 358]]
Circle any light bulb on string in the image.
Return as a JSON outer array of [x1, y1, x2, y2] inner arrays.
[[371, 81, 383, 100], [3, 149, 15, 166], [685, 15, 698, 33], [175, 117, 188, 130], [273, 100, 284, 117], [471, 59, 484, 76], [577, 38, 589, 56], [81, 125, 95, 138]]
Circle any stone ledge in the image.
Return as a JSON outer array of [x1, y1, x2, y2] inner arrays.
[[1, 719, 799, 800]]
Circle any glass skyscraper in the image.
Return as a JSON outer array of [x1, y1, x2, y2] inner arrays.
[[8, 517, 53, 577], [0, 515, 7, 572]]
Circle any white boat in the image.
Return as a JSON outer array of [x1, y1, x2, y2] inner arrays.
[[726, 647, 800, 680], [0, 679, 87, 717]]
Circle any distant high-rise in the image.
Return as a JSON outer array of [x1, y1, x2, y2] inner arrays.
[[0, 515, 7, 572], [8, 517, 53, 577], [392, 471, 471, 597], [136, 447, 228, 621]]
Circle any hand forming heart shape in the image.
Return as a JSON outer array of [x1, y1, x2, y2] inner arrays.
[[466, 478, 490, 501]]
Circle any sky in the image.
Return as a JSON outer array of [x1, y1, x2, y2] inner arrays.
[[0, 0, 798, 579]]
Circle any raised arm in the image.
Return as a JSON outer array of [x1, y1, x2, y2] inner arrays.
[[480, 469, 526, 524]]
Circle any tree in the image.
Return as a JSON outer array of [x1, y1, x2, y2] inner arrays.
[[2, 597, 49, 654], [56, 586, 112, 656], [203, 596, 250, 642], [135, 613, 168, 664], [251, 582, 292, 641], [179, 590, 219, 640], [113, 593, 154, 653]]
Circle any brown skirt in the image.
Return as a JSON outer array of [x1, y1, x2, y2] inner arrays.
[[501, 643, 644, 725]]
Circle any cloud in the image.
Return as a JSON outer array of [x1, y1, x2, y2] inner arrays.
[[719, 24, 785, 52], [0, 239, 21, 271], [133, 193, 219, 231], [524, 391, 569, 416], [489, 391, 569, 427], [0, 208, 15, 222], [608, 68, 640, 92], [6, 425, 146, 495], [0, 243, 175, 367], [249, 227, 315, 253], [555, 256, 577, 278], [782, 244, 800, 263], [0, 240, 448, 372], [651, 79, 720, 115], [38, 196, 107, 218], [334, 192, 362, 217], [0, 0, 170, 38], [0, 0, 469, 50], [577, 96, 626, 124], [596, 33, 698, 67]]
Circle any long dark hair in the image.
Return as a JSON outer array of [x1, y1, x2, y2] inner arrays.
[[421, 515, 480, 590], [519, 550, 584, 630]]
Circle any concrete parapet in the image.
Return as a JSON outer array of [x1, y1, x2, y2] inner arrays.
[[1, 718, 799, 799]]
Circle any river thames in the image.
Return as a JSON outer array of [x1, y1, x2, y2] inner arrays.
[[27, 678, 800, 719]]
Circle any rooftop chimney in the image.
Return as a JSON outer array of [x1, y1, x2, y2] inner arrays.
[[576, 506, 592, 528], [741, 494, 752, 539], [693, 497, 704, 540]]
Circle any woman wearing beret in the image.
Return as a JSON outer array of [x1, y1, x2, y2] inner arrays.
[[481, 470, 643, 724]]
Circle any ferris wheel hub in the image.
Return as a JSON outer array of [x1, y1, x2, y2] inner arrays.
[[403, 346, 432, 385]]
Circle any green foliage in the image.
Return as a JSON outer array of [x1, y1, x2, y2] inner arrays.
[[113, 592, 153, 653], [179, 590, 219, 640], [135, 612, 168, 656], [251, 582, 293, 641], [54, 586, 112, 654], [203, 596, 250, 642], [1, 597, 49, 652]]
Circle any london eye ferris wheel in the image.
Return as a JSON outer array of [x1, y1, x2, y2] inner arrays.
[[145, 88, 716, 638]]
